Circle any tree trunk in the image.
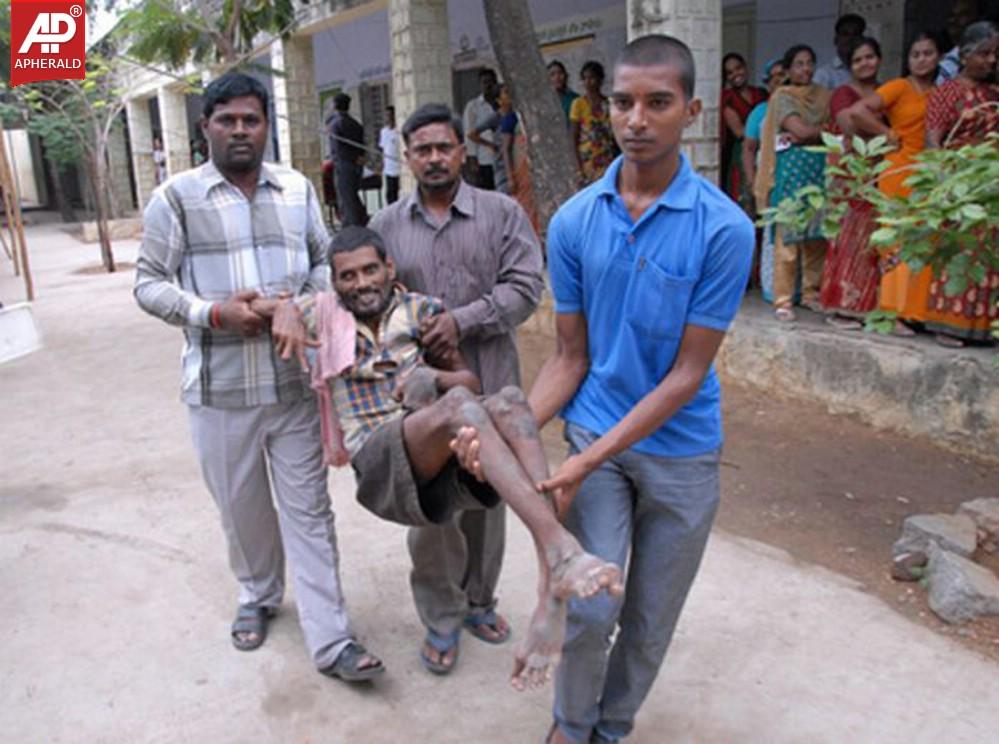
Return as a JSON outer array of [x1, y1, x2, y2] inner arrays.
[[483, 0, 578, 240], [87, 153, 116, 273]]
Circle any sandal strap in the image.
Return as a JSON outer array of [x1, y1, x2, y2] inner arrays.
[[464, 608, 498, 627], [232, 605, 273, 634], [424, 628, 460, 653], [334, 641, 383, 673]]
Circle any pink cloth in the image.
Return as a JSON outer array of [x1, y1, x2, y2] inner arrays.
[[309, 291, 356, 467]]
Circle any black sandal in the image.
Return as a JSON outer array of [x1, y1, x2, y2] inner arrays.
[[231, 605, 276, 652], [320, 641, 385, 682]]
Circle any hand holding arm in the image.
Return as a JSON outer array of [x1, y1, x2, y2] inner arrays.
[[846, 93, 893, 141], [780, 113, 822, 144], [216, 290, 265, 336], [419, 311, 460, 359], [537, 325, 726, 515]]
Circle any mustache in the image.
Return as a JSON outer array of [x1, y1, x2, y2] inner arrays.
[[425, 165, 448, 175]]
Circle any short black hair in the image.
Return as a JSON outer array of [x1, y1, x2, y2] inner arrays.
[[615, 35, 696, 99], [847, 36, 882, 62], [329, 226, 387, 263], [334, 92, 351, 111], [835, 13, 867, 35], [782, 44, 816, 71], [401, 103, 464, 145], [546, 60, 568, 75], [202, 73, 269, 120], [479, 68, 498, 82], [580, 59, 605, 82]]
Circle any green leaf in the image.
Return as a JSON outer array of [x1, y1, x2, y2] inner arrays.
[[820, 131, 842, 149], [960, 204, 987, 221], [870, 227, 898, 245], [944, 272, 968, 297]]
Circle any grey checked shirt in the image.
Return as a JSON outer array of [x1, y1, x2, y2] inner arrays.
[[369, 181, 544, 394], [135, 161, 330, 408]]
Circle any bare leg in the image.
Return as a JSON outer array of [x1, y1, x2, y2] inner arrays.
[[404, 387, 624, 690]]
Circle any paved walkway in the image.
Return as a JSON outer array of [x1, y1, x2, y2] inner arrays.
[[2, 225, 997, 743]]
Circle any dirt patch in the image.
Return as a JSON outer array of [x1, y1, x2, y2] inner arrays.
[[72, 262, 137, 276], [517, 330, 999, 662]]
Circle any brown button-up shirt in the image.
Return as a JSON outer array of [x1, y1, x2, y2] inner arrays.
[[369, 181, 544, 393]]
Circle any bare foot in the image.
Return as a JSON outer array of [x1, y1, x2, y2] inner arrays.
[[510, 595, 565, 691], [550, 551, 624, 601]]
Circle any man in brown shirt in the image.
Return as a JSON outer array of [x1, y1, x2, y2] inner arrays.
[[369, 103, 544, 674]]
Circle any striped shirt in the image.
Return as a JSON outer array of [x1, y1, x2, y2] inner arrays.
[[134, 161, 330, 408], [369, 181, 543, 394], [300, 288, 443, 456]]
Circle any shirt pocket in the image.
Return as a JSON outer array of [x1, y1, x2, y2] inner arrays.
[[623, 257, 696, 341]]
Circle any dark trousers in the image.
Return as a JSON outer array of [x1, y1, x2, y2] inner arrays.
[[477, 164, 495, 191], [385, 175, 400, 205], [334, 161, 368, 227]]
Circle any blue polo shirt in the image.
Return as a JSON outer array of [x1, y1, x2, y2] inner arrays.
[[548, 154, 754, 457]]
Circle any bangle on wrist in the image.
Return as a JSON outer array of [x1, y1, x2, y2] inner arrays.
[[210, 303, 222, 329]]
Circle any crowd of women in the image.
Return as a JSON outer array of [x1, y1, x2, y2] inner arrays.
[[722, 18, 999, 346]]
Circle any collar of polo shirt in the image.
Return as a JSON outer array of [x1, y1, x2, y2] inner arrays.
[[595, 153, 697, 212]]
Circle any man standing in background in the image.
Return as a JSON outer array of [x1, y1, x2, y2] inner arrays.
[[379, 105, 401, 205], [814, 13, 867, 89], [327, 92, 369, 226], [463, 68, 500, 190]]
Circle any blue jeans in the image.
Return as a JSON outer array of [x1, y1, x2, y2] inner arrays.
[[553, 422, 721, 743]]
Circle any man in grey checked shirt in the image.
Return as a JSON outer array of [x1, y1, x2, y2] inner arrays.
[[134, 72, 383, 683], [370, 103, 544, 674]]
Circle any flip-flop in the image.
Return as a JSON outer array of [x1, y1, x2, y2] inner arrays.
[[231, 605, 276, 652], [320, 641, 385, 682], [775, 306, 796, 322], [463, 608, 511, 644], [420, 628, 460, 675]]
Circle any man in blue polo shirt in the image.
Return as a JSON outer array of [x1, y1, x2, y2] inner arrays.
[[528, 35, 754, 743]]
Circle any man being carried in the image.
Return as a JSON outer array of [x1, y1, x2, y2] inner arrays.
[[266, 226, 623, 689]]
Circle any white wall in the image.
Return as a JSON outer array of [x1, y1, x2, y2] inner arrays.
[[3, 130, 42, 209], [310, 0, 628, 94], [753, 0, 839, 78]]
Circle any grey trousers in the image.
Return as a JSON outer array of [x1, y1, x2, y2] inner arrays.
[[407, 502, 506, 636], [553, 422, 721, 744], [188, 398, 353, 669]]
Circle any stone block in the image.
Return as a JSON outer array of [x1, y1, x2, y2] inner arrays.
[[926, 543, 999, 624], [958, 498, 999, 540], [716, 297, 999, 462], [893, 513, 977, 558]]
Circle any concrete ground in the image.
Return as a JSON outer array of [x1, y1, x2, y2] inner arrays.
[[2, 224, 997, 743]]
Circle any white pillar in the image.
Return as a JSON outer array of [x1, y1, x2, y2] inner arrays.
[[272, 34, 323, 195], [627, 0, 722, 183], [157, 85, 191, 178], [389, 0, 453, 193], [126, 97, 156, 209]]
